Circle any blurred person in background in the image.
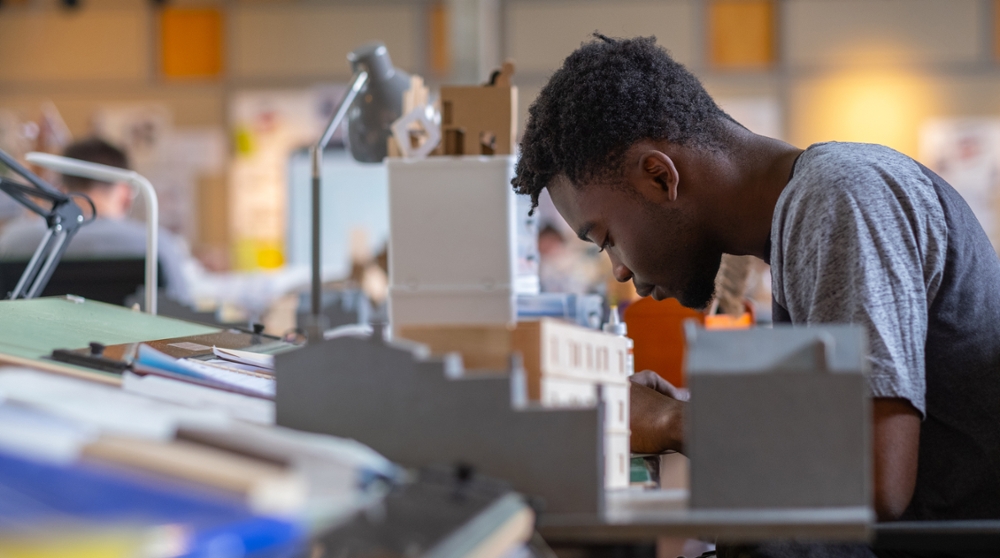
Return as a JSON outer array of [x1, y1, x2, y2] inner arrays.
[[537, 221, 612, 296], [0, 137, 192, 303]]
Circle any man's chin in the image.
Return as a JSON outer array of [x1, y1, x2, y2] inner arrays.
[[647, 285, 713, 309], [677, 283, 716, 311], [642, 254, 721, 308]]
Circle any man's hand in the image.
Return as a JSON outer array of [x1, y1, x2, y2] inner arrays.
[[629, 371, 686, 454]]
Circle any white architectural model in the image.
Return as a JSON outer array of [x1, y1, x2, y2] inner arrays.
[[387, 155, 630, 491], [512, 319, 631, 489], [387, 156, 538, 335]]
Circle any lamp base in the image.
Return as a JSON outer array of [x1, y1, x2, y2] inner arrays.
[[304, 313, 330, 345]]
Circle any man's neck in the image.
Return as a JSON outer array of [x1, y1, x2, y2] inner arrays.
[[77, 197, 125, 220], [706, 125, 803, 260]]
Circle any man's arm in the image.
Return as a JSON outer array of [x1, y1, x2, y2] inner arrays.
[[630, 380, 921, 520], [872, 397, 920, 520]]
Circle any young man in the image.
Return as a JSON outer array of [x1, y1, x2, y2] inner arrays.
[[0, 138, 190, 303], [512, 34, 1000, 552]]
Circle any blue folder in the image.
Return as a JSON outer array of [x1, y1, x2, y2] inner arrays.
[[0, 450, 303, 558]]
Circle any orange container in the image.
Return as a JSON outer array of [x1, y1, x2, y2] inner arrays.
[[624, 298, 703, 388], [624, 298, 753, 387]]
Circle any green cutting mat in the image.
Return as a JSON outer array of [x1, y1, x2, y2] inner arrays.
[[0, 297, 219, 362]]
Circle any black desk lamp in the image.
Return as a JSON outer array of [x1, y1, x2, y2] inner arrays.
[[306, 42, 410, 342], [0, 147, 88, 299]]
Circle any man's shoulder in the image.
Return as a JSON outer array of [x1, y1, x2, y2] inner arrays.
[[771, 141, 948, 273], [779, 142, 938, 213], [0, 217, 47, 258], [0, 216, 46, 236]]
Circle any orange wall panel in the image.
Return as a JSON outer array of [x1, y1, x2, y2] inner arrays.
[[709, 0, 775, 69], [429, 1, 451, 76], [161, 7, 223, 79]]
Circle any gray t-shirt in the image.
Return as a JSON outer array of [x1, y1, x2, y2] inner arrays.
[[769, 142, 1000, 520], [0, 216, 190, 303]]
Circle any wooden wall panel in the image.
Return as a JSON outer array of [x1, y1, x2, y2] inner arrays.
[[784, 0, 981, 67], [429, 1, 452, 76], [505, 0, 698, 74], [230, 4, 419, 79], [709, 0, 775, 69], [0, 88, 224, 136], [0, 9, 147, 82], [161, 7, 224, 79]]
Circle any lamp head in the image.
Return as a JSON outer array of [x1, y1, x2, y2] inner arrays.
[[345, 42, 411, 163]]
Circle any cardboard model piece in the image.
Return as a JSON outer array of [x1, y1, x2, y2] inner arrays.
[[685, 324, 871, 511], [439, 61, 517, 156], [275, 327, 605, 515]]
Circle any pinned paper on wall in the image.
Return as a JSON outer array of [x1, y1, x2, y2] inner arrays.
[[229, 85, 346, 270], [920, 118, 1000, 251]]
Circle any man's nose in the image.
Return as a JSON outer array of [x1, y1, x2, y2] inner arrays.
[[607, 250, 633, 283]]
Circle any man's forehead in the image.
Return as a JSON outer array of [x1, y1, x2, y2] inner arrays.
[[546, 175, 584, 220], [546, 174, 611, 242], [547, 173, 619, 211], [547, 173, 576, 193]]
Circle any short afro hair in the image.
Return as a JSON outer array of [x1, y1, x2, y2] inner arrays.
[[512, 34, 733, 211]]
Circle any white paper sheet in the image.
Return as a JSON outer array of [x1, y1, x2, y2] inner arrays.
[[212, 347, 275, 371], [122, 372, 274, 425]]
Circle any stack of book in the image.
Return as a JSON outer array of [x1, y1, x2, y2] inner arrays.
[[0, 367, 396, 556]]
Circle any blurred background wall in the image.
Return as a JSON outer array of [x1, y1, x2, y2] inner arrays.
[[0, 0, 997, 271]]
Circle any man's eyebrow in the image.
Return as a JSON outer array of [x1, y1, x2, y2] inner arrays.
[[576, 223, 595, 243]]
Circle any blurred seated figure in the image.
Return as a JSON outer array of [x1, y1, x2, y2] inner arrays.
[[0, 138, 191, 304], [537, 223, 607, 295]]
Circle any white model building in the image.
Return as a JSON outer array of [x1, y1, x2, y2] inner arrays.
[[387, 155, 538, 336], [387, 154, 630, 490], [513, 318, 631, 489]]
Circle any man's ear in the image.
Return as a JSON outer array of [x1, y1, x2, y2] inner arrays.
[[638, 150, 679, 202]]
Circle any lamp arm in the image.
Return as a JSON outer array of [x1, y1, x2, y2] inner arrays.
[[24, 152, 159, 315], [0, 147, 65, 197], [306, 70, 370, 342], [129, 173, 158, 316], [313, 71, 370, 174], [0, 148, 86, 301], [0, 178, 63, 217]]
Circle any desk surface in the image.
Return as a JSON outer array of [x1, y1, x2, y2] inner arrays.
[[0, 297, 219, 382], [539, 488, 873, 543]]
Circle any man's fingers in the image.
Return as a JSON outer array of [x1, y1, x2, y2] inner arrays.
[[630, 370, 662, 389], [629, 370, 691, 401]]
